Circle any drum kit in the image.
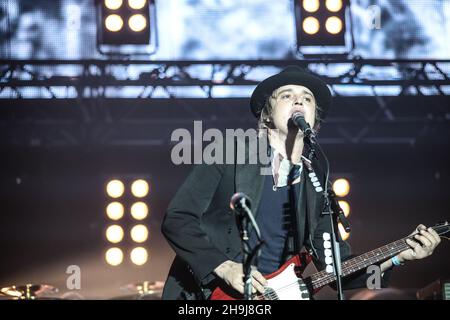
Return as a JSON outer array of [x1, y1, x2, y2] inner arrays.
[[0, 281, 164, 300]]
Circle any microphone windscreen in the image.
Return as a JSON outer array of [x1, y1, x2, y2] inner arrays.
[[230, 192, 251, 210]]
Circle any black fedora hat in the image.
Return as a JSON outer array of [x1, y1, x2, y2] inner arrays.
[[250, 65, 332, 120]]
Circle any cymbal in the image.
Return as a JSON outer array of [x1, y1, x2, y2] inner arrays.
[[112, 280, 164, 300], [0, 284, 59, 300], [109, 293, 161, 300]]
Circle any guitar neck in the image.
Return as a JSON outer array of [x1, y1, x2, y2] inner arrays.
[[308, 236, 411, 290]]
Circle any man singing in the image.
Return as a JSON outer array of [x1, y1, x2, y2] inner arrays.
[[161, 66, 441, 300]]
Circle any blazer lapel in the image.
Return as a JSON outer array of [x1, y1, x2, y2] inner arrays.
[[304, 170, 320, 233], [233, 135, 268, 216], [304, 160, 326, 236], [235, 163, 265, 216]]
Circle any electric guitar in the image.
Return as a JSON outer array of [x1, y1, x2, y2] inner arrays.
[[210, 221, 449, 300]]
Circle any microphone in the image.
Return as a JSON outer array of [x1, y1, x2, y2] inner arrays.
[[291, 112, 316, 141], [230, 192, 251, 213], [230, 193, 253, 241]]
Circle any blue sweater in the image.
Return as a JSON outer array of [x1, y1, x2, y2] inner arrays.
[[237, 174, 305, 275]]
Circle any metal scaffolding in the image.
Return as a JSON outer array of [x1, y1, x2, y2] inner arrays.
[[1, 59, 449, 147], [1, 59, 450, 98]]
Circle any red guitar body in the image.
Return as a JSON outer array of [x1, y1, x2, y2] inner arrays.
[[210, 253, 314, 300]]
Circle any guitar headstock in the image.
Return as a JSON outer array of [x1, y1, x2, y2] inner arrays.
[[432, 221, 450, 238]]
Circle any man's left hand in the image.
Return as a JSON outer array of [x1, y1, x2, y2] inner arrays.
[[397, 224, 441, 263]]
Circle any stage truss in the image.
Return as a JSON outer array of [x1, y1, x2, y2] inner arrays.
[[1, 59, 449, 147]]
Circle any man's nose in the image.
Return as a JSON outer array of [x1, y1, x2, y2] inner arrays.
[[293, 97, 302, 106]]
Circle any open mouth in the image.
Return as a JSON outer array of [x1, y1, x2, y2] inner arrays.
[[290, 108, 305, 118]]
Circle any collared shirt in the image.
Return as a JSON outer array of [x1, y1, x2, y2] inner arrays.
[[271, 148, 308, 188]]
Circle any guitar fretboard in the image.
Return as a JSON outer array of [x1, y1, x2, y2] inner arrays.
[[308, 237, 411, 290], [305, 223, 449, 291]]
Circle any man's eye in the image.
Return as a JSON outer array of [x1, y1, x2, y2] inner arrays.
[[281, 94, 291, 99], [305, 97, 312, 102]]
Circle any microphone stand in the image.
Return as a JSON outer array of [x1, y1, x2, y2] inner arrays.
[[234, 198, 264, 300], [303, 130, 346, 301]]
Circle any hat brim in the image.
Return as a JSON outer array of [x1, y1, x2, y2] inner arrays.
[[250, 69, 331, 120]]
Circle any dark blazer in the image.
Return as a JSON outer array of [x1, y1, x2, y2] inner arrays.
[[161, 138, 390, 299]]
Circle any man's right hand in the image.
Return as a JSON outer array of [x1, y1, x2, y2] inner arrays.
[[213, 260, 267, 295]]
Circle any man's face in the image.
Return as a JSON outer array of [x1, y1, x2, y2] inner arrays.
[[269, 85, 317, 137]]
